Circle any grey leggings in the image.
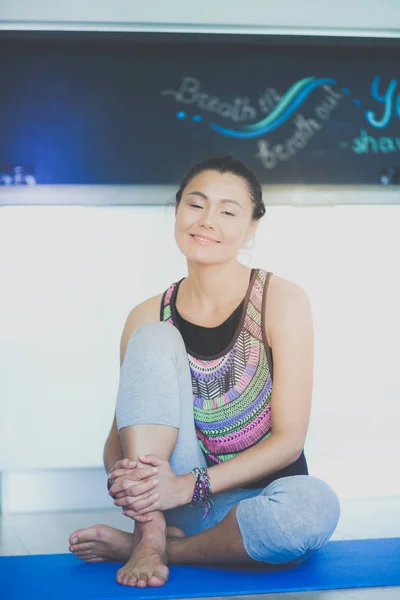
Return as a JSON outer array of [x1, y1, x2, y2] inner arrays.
[[116, 321, 340, 565]]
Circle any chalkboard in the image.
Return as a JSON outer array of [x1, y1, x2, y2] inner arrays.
[[1, 32, 400, 186]]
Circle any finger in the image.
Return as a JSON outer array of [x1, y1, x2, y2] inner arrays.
[[114, 495, 135, 507], [112, 490, 127, 500], [123, 510, 153, 522], [126, 489, 156, 509], [118, 459, 137, 469], [108, 467, 137, 480], [109, 475, 133, 496], [130, 492, 160, 513], [130, 466, 159, 482], [109, 475, 153, 496], [108, 476, 128, 494], [116, 489, 156, 510], [127, 479, 158, 498], [108, 460, 136, 475], [114, 480, 158, 506], [108, 470, 158, 496], [131, 501, 160, 516], [138, 454, 164, 467], [109, 466, 157, 481]]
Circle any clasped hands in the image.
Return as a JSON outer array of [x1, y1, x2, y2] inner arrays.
[[108, 455, 190, 523]]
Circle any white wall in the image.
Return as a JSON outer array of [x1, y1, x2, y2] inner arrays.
[[1, 192, 399, 512], [1, 1, 400, 513], [1, 0, 400, 34]]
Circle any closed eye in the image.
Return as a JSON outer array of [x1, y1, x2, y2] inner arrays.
[[189, 204, 235, 217]]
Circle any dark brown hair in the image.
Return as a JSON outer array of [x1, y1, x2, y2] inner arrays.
[[175, 155, 266, 220]]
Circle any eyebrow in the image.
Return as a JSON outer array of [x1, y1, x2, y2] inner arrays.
[[186, 191, 243, 209]]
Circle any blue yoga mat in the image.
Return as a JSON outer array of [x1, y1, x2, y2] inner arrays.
[[1, 538, 399, 600]]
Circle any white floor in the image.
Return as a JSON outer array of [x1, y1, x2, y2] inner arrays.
[[1, 496, 399, 600]]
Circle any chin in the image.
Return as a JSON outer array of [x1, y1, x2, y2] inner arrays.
[[184, 252, 221, 265], [179, 248, 222, 266], [175, 235, 228, 265]]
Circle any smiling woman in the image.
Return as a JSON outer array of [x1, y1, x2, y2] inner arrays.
[[173, 155, 264, 266], [69, 154, 340, 589]]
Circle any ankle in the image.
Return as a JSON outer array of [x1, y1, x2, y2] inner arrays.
[[137, 511, 166, 537]]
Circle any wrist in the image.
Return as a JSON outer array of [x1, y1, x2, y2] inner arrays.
[[178, 472, 196, 506]]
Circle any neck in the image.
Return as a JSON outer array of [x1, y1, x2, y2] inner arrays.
[[182, 260, 252, 310]]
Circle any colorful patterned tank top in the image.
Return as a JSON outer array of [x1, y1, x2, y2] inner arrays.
[[160, 268, 275, 465]]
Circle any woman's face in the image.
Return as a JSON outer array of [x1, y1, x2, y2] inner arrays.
[[174, 170, 258, 265]]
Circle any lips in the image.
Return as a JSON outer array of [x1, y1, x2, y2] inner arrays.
[[190, 234, 220, 243]]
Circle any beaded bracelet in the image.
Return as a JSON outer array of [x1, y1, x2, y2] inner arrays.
[[189, 467, 214, 518]]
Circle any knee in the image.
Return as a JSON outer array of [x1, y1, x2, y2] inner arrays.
[[237, 475, 341, 564], [283, 476, 341, 559], [123, 321, 185, 364]]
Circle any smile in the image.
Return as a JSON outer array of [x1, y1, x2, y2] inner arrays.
[[190, 235, 220, 245]]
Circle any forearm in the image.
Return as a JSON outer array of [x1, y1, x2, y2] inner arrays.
[[180, 434, 302, 504], [209, 434, 302, 494], [103, 433, 124, 474]]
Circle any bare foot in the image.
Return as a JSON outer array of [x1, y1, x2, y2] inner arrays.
[[115, 518, 187, 588], [68, 524, 135, 563], [116, 532, 169, 588], [68, 524, 185, 565]]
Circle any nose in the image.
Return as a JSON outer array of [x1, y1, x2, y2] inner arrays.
[[198, 210, 216, 230]]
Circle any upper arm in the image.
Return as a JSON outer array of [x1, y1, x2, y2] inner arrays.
[[120, 307, 138, 366], [267, 278, 314, 452]]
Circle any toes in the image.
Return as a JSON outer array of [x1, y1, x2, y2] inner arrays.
[[76, 551, 96, 560], [121, 575, 138, 587], [68, 524, 106, 546], [117, 569, 136, 586], [87, 557, 105, 563], [69, 527, 91, 544], [136, 575, 148, 587], [69, 530, 83, 544], [70, 542, 94, 553], [116, 569, 140, 588], [148, 575, 167, 587], [150, 567, 169, 586]]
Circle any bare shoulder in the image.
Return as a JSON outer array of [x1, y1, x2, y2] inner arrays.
[[267, 273, 310, 305], [265, 274, 313, 347], [120, 292, 164, 364]]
